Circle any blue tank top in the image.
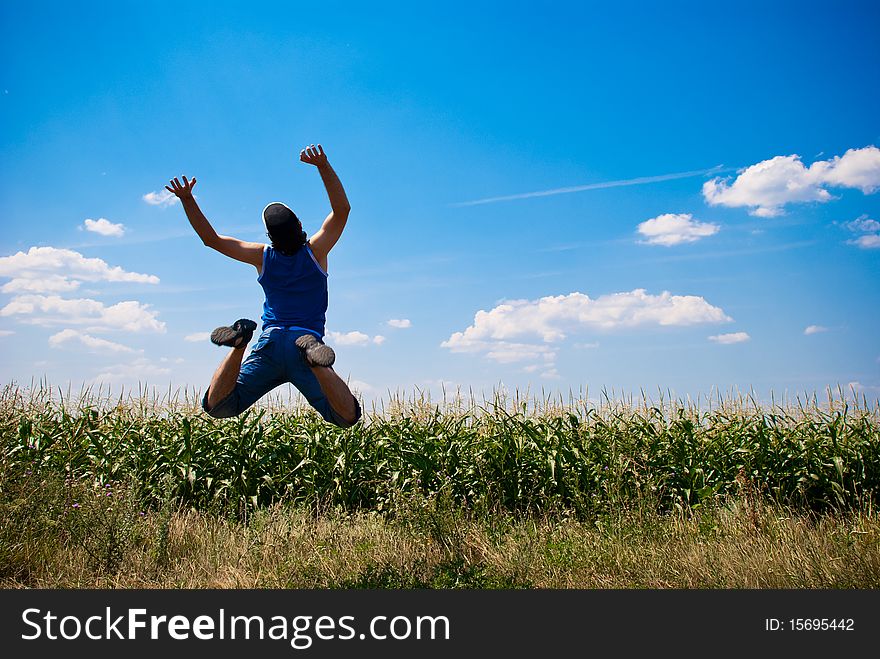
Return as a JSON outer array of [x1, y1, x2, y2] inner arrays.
[[258, 244, 328, 337]]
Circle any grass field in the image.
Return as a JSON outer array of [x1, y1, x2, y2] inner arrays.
[[1, 383, 878, 588]]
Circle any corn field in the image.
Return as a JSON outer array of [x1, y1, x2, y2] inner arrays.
[[1, 384, 878, 518]]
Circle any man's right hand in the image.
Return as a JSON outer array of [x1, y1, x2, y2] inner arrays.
[[165, 176, 198, 200], [299, 144, 329, 169]]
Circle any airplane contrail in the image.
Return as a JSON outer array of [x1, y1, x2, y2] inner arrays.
[[451, 165, 731, 207]]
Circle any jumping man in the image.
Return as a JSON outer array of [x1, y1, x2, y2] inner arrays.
[[165, 144, 361, 427]]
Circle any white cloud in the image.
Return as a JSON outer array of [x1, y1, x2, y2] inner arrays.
[[637, 213, 719, 246], [703, 156, 828, 217], [143, 190, 178, 207], [2, 275, 80, 294], [813, 147, 880, 193], [703, 146, 880, 216], [326, 330, 385, 347], [708, 331, 750, 344], [327, 330, 370, 346], [848, 381, 880, 396], [82, 218, 125, 237], [843, 214, 880, 249], [0, 247, 159, 290], [0, 329, 13, 336], [184, 332, 211, 342], [49, 329, 137, 353], [94, 357, 171, 383], [420, 378, 465, 393], [804, 325, 828, 335], [1, 295, 166, 333], [850, 234, 880, 249], [443, 289, 729, 364], [523, 363, 562, 378], [387, 318, 412, 328], [348, 379, 375, 394], [445, 289, 729, 345], [844, 214, 880, 233], [484, 341, 558, 364]]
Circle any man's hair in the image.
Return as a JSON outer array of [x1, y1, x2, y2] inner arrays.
[[262, 202, 307, 255]]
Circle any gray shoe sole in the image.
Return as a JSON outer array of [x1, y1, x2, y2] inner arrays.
[[295, 334, 335, 367], [210, 318, 257, 347]]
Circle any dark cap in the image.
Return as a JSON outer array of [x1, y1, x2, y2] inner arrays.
[[262, 202, 306, 254]]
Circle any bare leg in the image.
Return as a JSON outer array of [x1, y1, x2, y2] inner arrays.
[[206, 346, 247, 409], [310, 365, 359, 423]]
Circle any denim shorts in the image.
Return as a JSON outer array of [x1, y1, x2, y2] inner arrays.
[[202, 328, 361, 427]]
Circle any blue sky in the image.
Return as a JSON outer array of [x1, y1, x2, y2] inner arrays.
[[1, 1, 878, 405]]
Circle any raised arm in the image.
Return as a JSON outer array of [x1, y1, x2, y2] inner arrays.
[[299, 145, 350, 266], [165, 176, 264, 272]]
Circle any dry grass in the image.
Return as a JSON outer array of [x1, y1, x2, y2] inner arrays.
[[2, 478, 877, 588]]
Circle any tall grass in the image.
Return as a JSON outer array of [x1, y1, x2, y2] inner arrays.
[[2, 383, 877, 518], [3, 467, 878, 588]]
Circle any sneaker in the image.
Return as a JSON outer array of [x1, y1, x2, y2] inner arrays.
[[210, 318, 258, 348], [295, 333, 335, 367]]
